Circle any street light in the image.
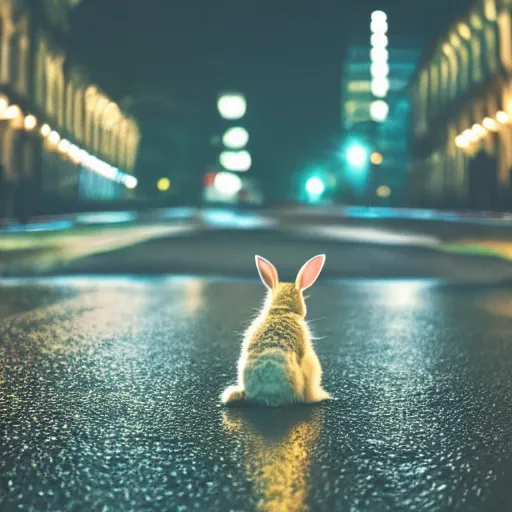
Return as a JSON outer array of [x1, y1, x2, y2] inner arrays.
[[217, 93, 247, 120], [370, 100, 389, 122], [214, 171, 242, 196], [305, 177, 325, 197], [157, 177, 171, 191], [346, 144, 369, 168], [222, 126, 249, 149], [219, 150, 251, 171]]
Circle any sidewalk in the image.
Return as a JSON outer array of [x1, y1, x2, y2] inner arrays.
[[0, 216, 201, 275]]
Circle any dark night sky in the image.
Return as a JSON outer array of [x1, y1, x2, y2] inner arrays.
[[69, 0, 469, 199]]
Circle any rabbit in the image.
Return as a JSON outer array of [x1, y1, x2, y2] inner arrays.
[[221, 254, 331, 407]]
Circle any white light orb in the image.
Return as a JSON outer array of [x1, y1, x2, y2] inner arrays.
[[370, 100, 389, 122], [371, 33, 388, 48], [371, 61, 389, 78], [371, 78, 389, 97], [371, 10, 387, 23], [214, 171, 243, 196], [124, 176, 138, 189], [370, 20, 388, 35], [346, 145, 369, 168], [219, 150, 251, 172], [371, 47, 388, 62], [306, 177, 325, 196], [222, 126, 249, 149], [217, 93, 247, 120]]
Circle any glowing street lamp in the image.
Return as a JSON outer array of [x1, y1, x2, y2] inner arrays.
[[305, 177, 325, 197], [346, 143, 369, 168], [217, 93, 247, 120], [214, 171, 242, 196], [219, 150, 251, 172], [222, 126, 249, 149], [157, 177, 171, 191], [370, 100, 389, 122]]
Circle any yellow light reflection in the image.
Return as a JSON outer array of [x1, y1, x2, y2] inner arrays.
[[223, 406, 325, 512], [183, 279, 205, 316]]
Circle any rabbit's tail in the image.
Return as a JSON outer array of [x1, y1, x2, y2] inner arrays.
[[243, 350, 303, 407]]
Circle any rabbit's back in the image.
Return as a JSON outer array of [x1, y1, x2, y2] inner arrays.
[[242, 312, 308, 406], [246, 311, 306, 359]]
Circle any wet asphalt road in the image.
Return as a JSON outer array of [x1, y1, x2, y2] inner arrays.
[[1, 269, 512, 511]]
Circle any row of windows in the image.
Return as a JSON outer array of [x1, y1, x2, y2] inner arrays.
[[411, 0, 512, 137], [0, 10, 140, 174]]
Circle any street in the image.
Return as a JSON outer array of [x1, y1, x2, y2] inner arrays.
[[1, 210, 512, 511]]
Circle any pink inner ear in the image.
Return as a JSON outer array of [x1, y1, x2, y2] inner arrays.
[[255, 256, 278, 290], [297, 255, 326, 291]]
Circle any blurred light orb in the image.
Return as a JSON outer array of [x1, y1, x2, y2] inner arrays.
[[219, 150, 251, 171], [376, 185, 391, 198], [214, 171, 243, 196], [306, 177, 325, 196], [217, 93, 247, 120], [483, 117, 498, 131], [371, 10, 387, 23], [371, 78, 389, 97], [371, 33, 388, 48], [24, 114, 37, 130], [4, 104, 21, 120], [346, 144, 369, 168], [222, 126, 249, 149], [370, 100, 389, 122], [370, 20, 388, 34], [371, 48, 388, 62], [496, 111, 509, 124], [58, 139, 71, 153], [124, 176, 138, 189], [41, 123, 51, 136], [48, 130, 61, 146], [157, 177, 171, 191], [371, 152, 383, 165], [0, 96, 8, 115], [371, 62, 389, 78]]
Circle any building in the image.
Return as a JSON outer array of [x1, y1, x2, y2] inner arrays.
[[409, 0, 512, 210], [340, 33, 420, 206], [0, 0, 141, 218]]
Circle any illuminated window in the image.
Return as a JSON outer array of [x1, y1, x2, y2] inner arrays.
[[471, 37, 482, 84], [347, 81, 371, 92], [484, 25, 498, 73], [497, 11, 512, 71], [484, 0, 497, 22]]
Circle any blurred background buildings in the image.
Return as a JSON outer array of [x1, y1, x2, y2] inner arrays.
[[0, 0, 140, 219], [0, 0, 510, 217]]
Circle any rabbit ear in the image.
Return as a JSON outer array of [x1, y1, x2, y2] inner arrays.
[[296, 254, 326, 291], [255, 255, 279, 290]]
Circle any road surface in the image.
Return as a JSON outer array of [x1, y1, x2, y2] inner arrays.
[[1, 219, 512, 511]]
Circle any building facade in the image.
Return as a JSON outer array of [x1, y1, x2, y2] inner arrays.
[[0, 0, 141, 218], [410, 0, 512, 210], [340, 42, 419, 206]]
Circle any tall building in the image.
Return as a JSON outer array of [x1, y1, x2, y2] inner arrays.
[[0, 0, 141, 218], [340, 13, 420, 206], [409, 0, 511, 210]]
